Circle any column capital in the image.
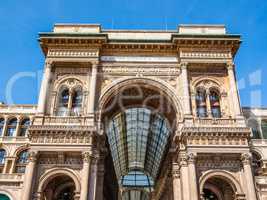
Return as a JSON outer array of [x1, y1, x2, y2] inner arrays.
[[187, 153, 197, 164], [180, 62, 188, 70], [82, 151, 92, 163], [45, 60, 53, 69], [241, 153, 251, 165], [28, 151, 38, 163], [172, 163, 180, 178], [227, 62, 235, 70], [91, 61, 99, 66], [179, 153, 188, 166], [82, 150, 100, 164]]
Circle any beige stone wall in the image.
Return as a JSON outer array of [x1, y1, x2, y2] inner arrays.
[[0, 24, 264, 200]]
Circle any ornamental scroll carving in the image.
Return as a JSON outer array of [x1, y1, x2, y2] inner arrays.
[[197, 154, 242, 175]]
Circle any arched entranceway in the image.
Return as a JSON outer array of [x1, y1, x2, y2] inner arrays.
[[0, 194, 10, 200], [42, 175, 75, 200], [99, 78, 182, 200], [202, 177, 236, 200]]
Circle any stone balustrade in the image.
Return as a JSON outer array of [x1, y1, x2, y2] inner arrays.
[[0, 136, 29, 143], [0, 173, 24, 182], [193, 117, 238, 127], [181, 127, 251, 147], [33, 116, 93, 126]]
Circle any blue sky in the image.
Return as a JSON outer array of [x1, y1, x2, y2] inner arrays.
[[0, 0, 266, 106]]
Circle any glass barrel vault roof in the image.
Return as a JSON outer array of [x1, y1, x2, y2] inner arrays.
[[106, 107, 171, 198]]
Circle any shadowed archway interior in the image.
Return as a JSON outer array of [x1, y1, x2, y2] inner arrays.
[[43, 175, 75, 200]]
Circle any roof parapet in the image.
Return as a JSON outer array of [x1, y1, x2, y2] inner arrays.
[[178, 24, 226, 35], [53, 23, 102, 34]]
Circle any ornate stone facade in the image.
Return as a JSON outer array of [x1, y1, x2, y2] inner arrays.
[[0, 24, 264, 200]]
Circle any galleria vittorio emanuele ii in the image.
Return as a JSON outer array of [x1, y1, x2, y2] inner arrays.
[[0, 23, 266, 200]]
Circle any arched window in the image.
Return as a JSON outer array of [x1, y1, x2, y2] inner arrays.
[[56, 86, 83, 116], [0, 194, 10, 200], [71, 88, 83, 116], [0, 118, 4, 136], [6, 118, 17, 137], [0, 149, 6, 173], [19, 118, 30, 137], [15, 150, 28, 173], [57, 89, 70, 116], [196, 89, 207, 117], [209, 90, 221, 118]]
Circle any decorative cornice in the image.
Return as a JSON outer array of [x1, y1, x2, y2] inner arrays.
[[180, 51, 232, 59], [47, 49, 99, 58]]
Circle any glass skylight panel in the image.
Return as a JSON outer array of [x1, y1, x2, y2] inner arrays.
[[107, 107, 170, 196]]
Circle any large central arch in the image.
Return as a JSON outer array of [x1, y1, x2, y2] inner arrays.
[[98, 77, 183, 200], [98, 77, 183, 123]]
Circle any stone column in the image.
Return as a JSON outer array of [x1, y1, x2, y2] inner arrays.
[[23, 151, 38, 200], [172, 162, 182, 200], [96, 160, 105, 200], [37, 61, 52, 114], [180, 153, 190, 200], [206, 90, 212, 117], [2, 115, 8, 136], [187, 153, 199, 200], [88, 153, 99, 200], [241, 153, 257, 200], [2, 157, 12, 174], [227, 63, 241, 117], [88, 63, 98, 115], [80, 151, 92, 200], [15, 117, 21, 137], [8, 157, 16, 174], [67, 90, 74, 116], [180, 63, 191, 116]]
